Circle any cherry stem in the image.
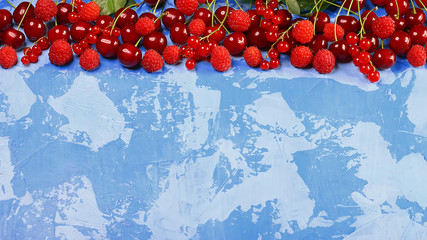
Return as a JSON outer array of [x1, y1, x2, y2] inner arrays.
[[322, 0, 360, 16], [347, 0, 354, 16], [312, 0, 325, 34], [233, 0, 243, 11], [357, 0, 364, 34], [394, 0, 400, 19], [135, 36, 143, 47], [152, 0, 161, 14], [110, 3, 140, 36], [381, 39, 384, 49], [205, 0, 231, 34], [358, 7, 378, 36], [200, 0, 229, 41], [5, 0, 16, 9], [55, 0, 60, 26], [17, 0, 32, 31], [335, 0, 346, 41], [249, 0, 253, 9], [409, 0, 417, 14]]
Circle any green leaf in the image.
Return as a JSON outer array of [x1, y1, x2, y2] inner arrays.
[[285, 0, 300, 15], [91, 0, 127, 15], [279, 0, 338, 16]]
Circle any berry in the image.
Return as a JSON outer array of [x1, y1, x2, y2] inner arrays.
[[323, 23, 345, 42], [78, 2, 100, 22], [163, 45, 181, 65], [270, 59, 280, 69], [290, 46, 313, 68], [21, 56, 30, 65], [309, 12, 330, 34], [142, 50, 163, 73], [48, 39, 73, 66], [277, 41, 290, 53], [407, 45, 426, 67], [372, 16, 395, 39], [189, 19, 206, 36], [0, 46, 17, 69], [368, 71, 380, 82], [77, 48, 99, 70], [186, 59, 196, 70], [135, 17, 155, 36], [243, 46, 263, 67], [175, 0, 198, 16], [35, 0, 58, 22], [292, 20, 314, 44], [227, 10, 251, 32], [313, 49, 335, 74], [56, 2, 72, 25], [260, 60, 270, 70], [210, 46, 231, 72]]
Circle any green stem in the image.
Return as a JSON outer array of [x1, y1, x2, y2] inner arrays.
[[264, 22, 298, 60], [334, 0, 345, 42], [358, 7, 377, 36], [201, 0, 229, 41], [233, 0, 243, 11], [152, 0, 161, 14], [409, 0, 417, 14], [17, 0, 32, 31], [323, 0, 360, 16], [135, 36, 143, 47], [5, 0, 16, 8], [347, 0, 354, 16], [394, 0, 400, 19]]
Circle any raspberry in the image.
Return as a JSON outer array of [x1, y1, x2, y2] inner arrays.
[[0, 46, 17, 69], [290, 46, 313, 68], [48, 39, 73, 66], [35, 0, 58, 22], [189, 19, 206, 36], [313, 49, 335, 74], [227, 10, 251, 32], [243, 46, 262, 67], [407, 45, 426, 67], [142, 50, 163, 73], [210, 46, 231, 72], [78, 2, 100, 22], [163, 45, 181, 65], [135, 17, 155, 36], [79, 48, 100, 71], [372, 16, 395, 39], [292, 20, 314, 44], [323, 23, 345, 42], [175, 0, 198, 16]]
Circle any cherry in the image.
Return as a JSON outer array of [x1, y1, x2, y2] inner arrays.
[[372, 49, 396, 69], [247, 10, 260, 32], [139, 12, 161, 31], [70, 20, 93, 43], [362, 33, 379, 53], [121, 24, 140, 45], [337, 15, 360, 33], [57, 3, 73, 25], [117, 43, 142, 68], [145, 0, 165, 6], [96, 35, 121, 58], [389, 15, 406, 31], [247, 27, 269, 49], [114, 8, 138, 29], [389, 30, 411, 55], [223, 32, 247, 55], [405, 8, 425, 29], [0, 9, 12, 31], [142, 31, 167, 53], [170, 22, 190, 44], [308, 35, 328, 54], [96, 15, 114, 29], [274, 9, 292, 30], [329, 40, 351, 62], [361, 10, 378, 32], [1, 27, 25, 49], [186, 59, 196, 70], [309, 12, 330, 34], [385, 0, 409, 17], [409, 24, 427, 46], [214, 6, 234, 28], [13, 2, 35, 25], [48, 25, 70, 43], [162, 8, 185, 29], [203, 25, 226, 43], [343, 0, 366, 11], [193, 8, 212, 26], [23, 18, 46, 42]]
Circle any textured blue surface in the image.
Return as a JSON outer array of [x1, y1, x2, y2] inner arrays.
[[1, 0, 427, 239]]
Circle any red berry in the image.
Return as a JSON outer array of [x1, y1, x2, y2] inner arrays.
[[185, 58, 196, 70], [72, 43, 84, 55], [360, 64, 374, 74], [323, 23, 345, 42], [277, 41, 290, 53], [0, 46, 17, 69], [243, 46, 263, 67], [292, 20, 314, 44], [29, 53, 38, 63], [49, 40, 73, 66], [359, 37, 372, 51], [260, 60, 270, 70], [78, 2, 100, 22], [80, 48, 100, 71], [407, 44, 426, 67], [175, 0, 198, 16], [21, 56, 30, 65], [163, 45, 181, 65], [210, 46, 231, 72], [346, 32, 359, 45], [142, 49, 163, 73], [313, 49, 335, 74], [372, 48, 396, 69], [372, 16, 395, 39], [368, 71, 380, 83], [290, 46, 313, 68], [35, 0, 58, 22], [389, 31, 411, 56], [188, 19, 206, 36], [309, 12, 330, 34], [135, 17, 155, 36], [270, 58, 280, 69], [227, 10, 251, 32]]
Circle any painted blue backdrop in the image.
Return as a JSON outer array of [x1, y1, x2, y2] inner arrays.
[[1, 0, 427, 239]]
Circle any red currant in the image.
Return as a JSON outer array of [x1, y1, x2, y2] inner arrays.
[[368, 70, 380, 83], [186, 59, 196, 70], [260, 60, 270, 70], [277, 41, 290, 53]]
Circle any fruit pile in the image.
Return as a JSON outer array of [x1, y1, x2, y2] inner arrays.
[[0, 0, 427, 82]]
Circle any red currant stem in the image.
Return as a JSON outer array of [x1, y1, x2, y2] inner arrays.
[[17, 0, 33, 31], [135, 36, 143, 47], [346, 0, 354, 16], [264, 22, 298, 60], [233, 0, 243, 11], [110, 3, 139, 36], [200, 0, 229, 41], [408, 0, 417, 14], [5, 0, 16, 9], [334, 0, 345, 42], [394, 0, 400, 19], [323, 0, 360, 16]]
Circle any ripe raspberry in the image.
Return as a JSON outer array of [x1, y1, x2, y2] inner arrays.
[[323, 23, 345, 42], [372, 16, 395, 39], [78, 2, 100, 22], [290, 46, 313, 68], [227, 10, 251, 32], [0, 46, 17, 69], [79, 48, 100, 71], [292, 20, 314, 44], [135, 17, 155, 36], [313, 49, 335, 74], [407, 45, 426, 67], [189, 19, 206, 36], [175, 0, 198, 16], [35, 0, 58, 22], [210, 46, 231, 72], [142, 50, 163, 73], [163, 45, 181, 65], [243, 46, 262, 67], [48, 39, 73, 66]]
